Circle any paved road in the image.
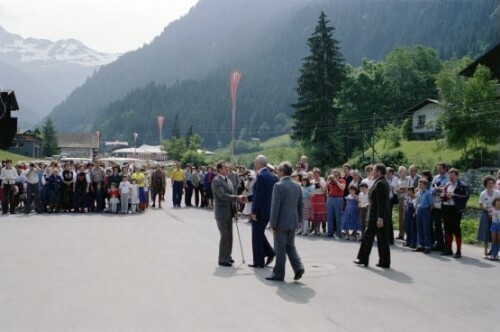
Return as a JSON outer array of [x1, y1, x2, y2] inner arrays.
[[0, 205, 498, 332]]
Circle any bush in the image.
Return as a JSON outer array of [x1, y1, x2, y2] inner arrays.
[[181, 150, 207, 167], [450, 147, 497, 170], [378, 151, 408, 168]]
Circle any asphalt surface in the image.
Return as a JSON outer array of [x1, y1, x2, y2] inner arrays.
[[0, 203, 498, 332]]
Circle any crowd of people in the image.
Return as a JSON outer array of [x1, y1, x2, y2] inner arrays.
[[3, 155, 500, 264], [0, 159, 165, 215]]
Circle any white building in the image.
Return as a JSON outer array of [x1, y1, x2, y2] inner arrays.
[[403, 99, 445, 140], [111, 144, 168, 161]]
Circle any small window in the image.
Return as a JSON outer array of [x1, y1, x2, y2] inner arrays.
[[416, 115, 426, 128]]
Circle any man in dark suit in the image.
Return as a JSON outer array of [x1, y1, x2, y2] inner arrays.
[[248, 155, 277, 268], [212, 161, 244, 267], [354, 163, 391, 268], [266, 161, 305, 281]]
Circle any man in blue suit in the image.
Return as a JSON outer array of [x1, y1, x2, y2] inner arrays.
[[248, 155, 277, 268]]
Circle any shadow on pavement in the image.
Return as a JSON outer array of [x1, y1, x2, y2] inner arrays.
[[369, 267, 413, 284], [457, 256, 496, 268]]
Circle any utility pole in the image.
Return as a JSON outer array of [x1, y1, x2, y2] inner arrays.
[[372, 112, 375, 164]]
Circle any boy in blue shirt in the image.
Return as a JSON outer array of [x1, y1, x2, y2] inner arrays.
[[414, 178, 433, 253]]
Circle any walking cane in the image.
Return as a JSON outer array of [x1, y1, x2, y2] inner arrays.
[[234, 216, 245, 263]]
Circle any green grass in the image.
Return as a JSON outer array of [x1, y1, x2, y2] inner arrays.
[[210, 135, 302, 168], [351, 139, 462, 170], [0, 150, 30, 164]]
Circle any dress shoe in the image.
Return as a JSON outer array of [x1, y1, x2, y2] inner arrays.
[[294, 269, 305, 281], [265, 254, 275, 266], [229, 259, 235, 263], [424, 249, 431, 254], [353, 260, 368, 267], [376, 263, 390, 268], [265, 275, 284, 281], [453, 252, 462, 259], [248, 264, 264, 268], [413, 247, 424, 252], [218, 262, 232, 267], [440, 250, 453, 256]]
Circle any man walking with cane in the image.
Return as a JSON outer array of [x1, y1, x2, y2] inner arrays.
[[212, 160, 244, 267], [266, 161, 305, 281]]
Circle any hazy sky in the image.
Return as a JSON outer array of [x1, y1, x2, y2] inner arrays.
[[0, 0, 199, 53]]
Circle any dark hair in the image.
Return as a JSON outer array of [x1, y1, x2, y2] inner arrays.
[[279, 161, 293, 176], [483, 175, 496, 188], [407, 186, 415, 193], [421, 170, 432, 180], [216, 160, 226, 172], [348, 184, 358, 191], [437, 162, 448, 171], [448, 167, 459, 176], [359, 182, 368, 188], [492, 197, 500, 208], [374, 163, 386, 176]]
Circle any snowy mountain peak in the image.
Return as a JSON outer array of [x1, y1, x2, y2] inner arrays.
[[0, 25, 119, 67]]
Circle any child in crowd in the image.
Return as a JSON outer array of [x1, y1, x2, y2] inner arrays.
[[404, 187, 417, 248], [489, 197, 500, 260], [357, 182, 369, 240], [108, 183, 120, 214], [119, 175, 131, 214], [342, 184, 360, 241], [130, 179, 139, 213], [415, 178, 433, 253], [300, 173, 313, 236]]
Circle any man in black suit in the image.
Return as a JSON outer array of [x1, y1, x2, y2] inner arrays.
[[354, 163, 391, 268], [248, 155, 277, 268]]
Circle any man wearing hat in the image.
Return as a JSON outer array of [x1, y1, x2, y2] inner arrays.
[[1, 159, 18, 214]]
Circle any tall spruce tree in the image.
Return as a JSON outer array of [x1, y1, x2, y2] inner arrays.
[[291, 12, 346, 168], [42, 118, 58, 157], [171, 114, 180, 139]]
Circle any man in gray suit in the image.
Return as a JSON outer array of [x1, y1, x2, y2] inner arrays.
[[212, 160, 244, 267], [266, 161, 305, 281]]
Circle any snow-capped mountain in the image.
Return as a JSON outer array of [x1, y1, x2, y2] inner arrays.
[[0, 25, 119, 67], [0, 25, 121, 130]]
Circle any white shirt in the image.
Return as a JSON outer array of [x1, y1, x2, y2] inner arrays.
[[25, 169, 40, 184], [442, 182, 457, 206], [358, 192, 369, 208], [119, 181, 131, 194], [0, 167, 18, 186], [479, 189, 500, 212], [361, 178, 374, 190]]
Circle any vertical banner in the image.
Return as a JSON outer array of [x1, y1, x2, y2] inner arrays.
[[133, 132, 138, 158], [157, 116, 165, 145], [230, 70, 242, 160]]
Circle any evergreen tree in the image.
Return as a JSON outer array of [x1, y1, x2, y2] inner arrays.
[[291, 12, 346, 168], [42, 118, 58, 157], [185, 125, 194, 146], [171, 114, 180, 139]]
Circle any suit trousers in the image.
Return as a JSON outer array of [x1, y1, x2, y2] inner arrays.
[[25, 183, 41, 213], [273, 229, 303, 279], [387, 201, 395, 244], [184, 181, 193, 206], [216, 217, 233, 264], [2, 185, 15, 214], [431, 208, 444, 249], [251, 219, 274, 266], [357, 217, 391, 267]]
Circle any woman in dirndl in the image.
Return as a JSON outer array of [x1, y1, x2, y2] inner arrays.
[[309, 168, 327, 235], [478, 175, 500, 259]]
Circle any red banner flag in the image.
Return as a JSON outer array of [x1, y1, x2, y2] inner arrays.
[[156, 116, 164, 131], [230, 71, 242, 151], [230, 71, 242, 109]]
